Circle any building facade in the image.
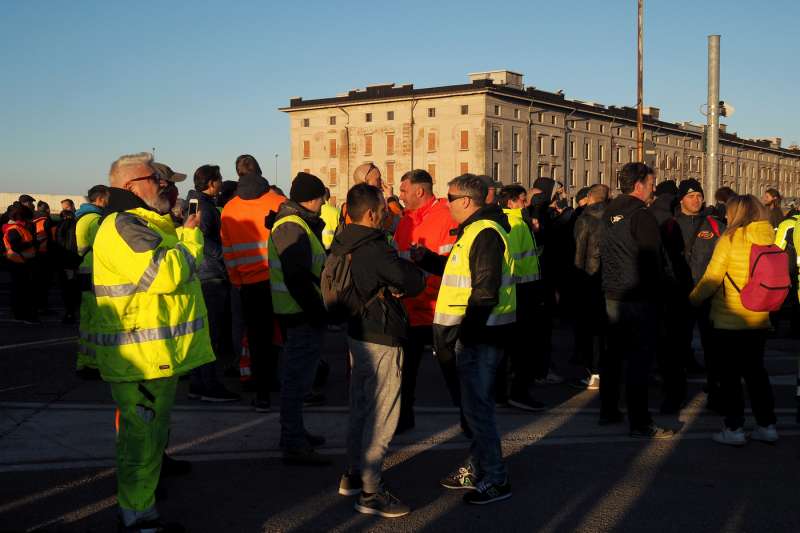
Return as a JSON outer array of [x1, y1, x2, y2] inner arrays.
[[281, 70, 800, 204]]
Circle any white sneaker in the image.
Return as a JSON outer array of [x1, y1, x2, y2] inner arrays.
[[587, 374, 600, 390], [750, 424, 779, 444], [712, 426, 747, 447]]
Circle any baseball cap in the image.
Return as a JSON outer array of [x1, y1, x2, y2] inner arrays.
[[152, 162, 187, 183]]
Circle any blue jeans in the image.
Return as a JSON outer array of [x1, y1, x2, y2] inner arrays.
[[279, 323, 326, 450], [456, 341, 507, 485]]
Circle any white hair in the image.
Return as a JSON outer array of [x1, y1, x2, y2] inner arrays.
[[108, 152, 153, 186]]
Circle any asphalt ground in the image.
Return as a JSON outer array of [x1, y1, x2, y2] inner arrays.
[[0, 273, 798, 532]]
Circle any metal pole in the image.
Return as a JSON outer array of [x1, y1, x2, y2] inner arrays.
[[706, 35, 720, 199], [636, 0, 644, 162], [275, 154, 279, 188]]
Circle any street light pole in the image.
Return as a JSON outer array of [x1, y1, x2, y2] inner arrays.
[[706, 35, 721, 199], [275, 154, 279, 188], [636, 0, 644, 162]]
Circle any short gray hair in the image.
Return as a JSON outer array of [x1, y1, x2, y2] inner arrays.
[[448, 173, 487, 206], [588, 183, 610, 202], [109, 152, 153, 186]]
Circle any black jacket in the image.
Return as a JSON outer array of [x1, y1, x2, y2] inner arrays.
[[269, 201, 327, 327], [330, 224, 425, 347], [236, 173, 270, 200], [574, 201, 607, 277], [187, 190, 226, 282], [662, 211, 725, 290], [419, 204, 514, 349], [600, 194, 672, 301], [650, 193, 677, 227]]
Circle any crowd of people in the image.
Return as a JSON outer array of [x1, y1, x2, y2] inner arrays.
[[2, 153, 798, 531]]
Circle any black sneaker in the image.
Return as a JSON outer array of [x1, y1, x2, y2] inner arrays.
[[598, 411, 624, 426], [305, 432, 326, 447], [76, 367, 101, 381], [508, 394, 547, 412], [338, 472, 362, 496], [659, 400, 686, 415], [303, 392, 326, 407], [630, 423, 675, 440], [252, 397, 270, 413], [282, 448, 332, 466], [463, 480, 512, 505], [161, 454, 192, 477], [200, 385, 240, 403], [118, 518, 185, 532], [354, 486, 410, 518], [440, 465, 478, 491]]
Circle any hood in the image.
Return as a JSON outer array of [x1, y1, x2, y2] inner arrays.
[[104, 187, 152, 216], [532, 178, 556, 200], [330, 223, 387, 255], [583, 202, 606, 219], [236, 173, 270, 200], [742, 220, 775, 245], [652, 193, 676, 212], [607, 194, 647, 219], [459, 204, 510, 236], [76, 203, 103, 219]]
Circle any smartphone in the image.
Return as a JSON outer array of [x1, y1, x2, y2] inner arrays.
[[188, 198, 199, 217]]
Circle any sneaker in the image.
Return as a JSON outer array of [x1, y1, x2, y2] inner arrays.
[[282, 448, 332, 466], [598, 410, 624, 426], [586, 374, 600, 390], [713, 426, 747, 446], [508, 394, 547, 412], [338, 472, 362, 496], [750, 424, 779, 444], [534, 371, 564, 386], [354, 486, 410, 518], [200, 385, 240, 403], [305, 432, 326, 447], [630, 423, 674, 440], [303, 392, 326, 407], [252, 397, 270, 413], [118, 517, 185, 532], [463, 480, 512, 505], [440, 465, 478, 491], [161, 454, 192, 477]]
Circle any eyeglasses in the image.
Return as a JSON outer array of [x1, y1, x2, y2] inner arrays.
[[126, 173, 162, 186], [447, 193, 472, 203]]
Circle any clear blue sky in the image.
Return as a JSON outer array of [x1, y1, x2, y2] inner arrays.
[[2, 0, 797, 197]]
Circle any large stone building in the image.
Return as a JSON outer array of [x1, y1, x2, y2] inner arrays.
[[281, 70, 800, 204]]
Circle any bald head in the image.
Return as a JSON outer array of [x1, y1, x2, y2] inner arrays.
[[109, 152, 155, 187], [353, 163, 382, 187]]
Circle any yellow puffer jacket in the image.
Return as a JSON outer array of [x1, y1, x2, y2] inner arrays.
[[689, 220, 775, 330]]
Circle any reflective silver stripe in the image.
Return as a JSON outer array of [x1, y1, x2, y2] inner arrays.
[[323, 229, 335, 236], [79, 265, 92, 274], [486, 312, 516, 326], [398, 251, 411, 260], [438, 244, 454, 254], [441, 274, 472, 288], [501, 275, 516, 287], [270, 257, 282, 269], [433, 312, 464, 326], [515, 273, 541, 283], [535, 247, 543, 256], [88, 317, 204, 346], [94, 283, 138, 297], [175, 243, 196, 275], [513, 248, 538, 260], [137, 247, 167, 292], [223, 241, 269, 253], [226, 253, 269, 267], [77, 246, 90, 256], [271, 281, 288, 292]]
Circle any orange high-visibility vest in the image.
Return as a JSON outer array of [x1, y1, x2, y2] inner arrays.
[[220, 190, 286, 286], [3, 223, 36, 264], [33, 216, 49, 253]]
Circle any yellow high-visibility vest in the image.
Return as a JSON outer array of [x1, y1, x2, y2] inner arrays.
[[320, 203, 340, 250], [503, 208, 541, 284], [268, 215, 326, 315]]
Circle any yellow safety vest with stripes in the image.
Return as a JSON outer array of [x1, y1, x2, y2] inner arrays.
[[268, 215, 326, 315], [90, 207, 214, 382], [502, 208, 541, 284], [320, 203, 340, 250], [433, 219, 516, 327], [75, 211, 102, 370]]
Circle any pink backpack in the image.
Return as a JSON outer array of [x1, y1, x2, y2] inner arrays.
[[727, 244, 791, 312]]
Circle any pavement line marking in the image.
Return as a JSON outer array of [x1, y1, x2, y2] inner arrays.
[[1, 430, 798, 474], [0, 337, 77, 352], [0, 384, 35, 394], [0, 468, 115, 513], [25, 495, 117, 532]]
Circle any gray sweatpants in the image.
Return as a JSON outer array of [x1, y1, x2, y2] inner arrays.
[[346, 338, 403, 493]]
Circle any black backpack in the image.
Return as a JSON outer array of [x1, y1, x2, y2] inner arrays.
[[320, 251, 382, 323], [55, 215, 80, 268]]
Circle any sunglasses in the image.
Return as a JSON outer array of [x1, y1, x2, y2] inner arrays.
[[127, 173, 162, 186], [447, 193, 472, 203]]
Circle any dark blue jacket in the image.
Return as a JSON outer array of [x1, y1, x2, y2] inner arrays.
[[187, 190, 226, 282]]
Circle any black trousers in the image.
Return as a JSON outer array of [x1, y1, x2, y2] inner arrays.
[[32, 256, 52, 312], [529, 281, 554, 380], [602, 299, 658, 429], [8, 262, 36, 321], [191, 279, 231, 389], [399, 325, 462, 426], [495, 308, 536, 400], [59, 268, 80, 318], [713, 329, 776, 429], [239, 280, 277, 399], [573, 277, 606, 374]]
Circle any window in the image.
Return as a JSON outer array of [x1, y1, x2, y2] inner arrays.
[[302, 118, 310, 128], [629, 129, 635, 139], [387, 111, 394, 121], [386, 133, 395, 155], [514, 109, 521, 120], [493, 105, 501, 116], [492, 129, 501, 150], [427, 131, 436, 152], [365, 113, 372, 122], [364, 134, 373, 156], [666, 155, 671, 170], [616, 146, 622, 163], [493, 162, 500, 180], [512, 163, 520, 183], [328, 167, 337, 186], [428, 163, 436, 182], [303, 168, 310, 174], [551, 115, 558, 125], [539, 136, 547, 155], [329, 139, 337, 158], [538, 165, 547, 178], [630, 148, 636, 162], [599, 144, 605, 162], [551, 137, 557, 155], [427, 107, 436, 118], [599, 170, 604, 183], [461, 105, 469, 115], [600, 124, 606, 133], [302, 140, 310, 159], [568, 120, 575, 129], [538, 112, 544, 122], [460, 130, 469, 151], [570, 140, 576, 159], [513, 132, 520, 152], [584, 142, 591, 160], [329, 116, 336, 126], [386, 161, 395, 185], [585, 122, 591, 131], [460, 162, 469, 174], [570, 168, 576, 186]]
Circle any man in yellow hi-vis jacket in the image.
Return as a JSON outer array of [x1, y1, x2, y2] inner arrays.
[[92, 152, 214, 532]]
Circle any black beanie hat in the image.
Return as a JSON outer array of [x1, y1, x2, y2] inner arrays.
[[290, 172, 326, 203], [677, 178, 704, 201], [655, 180, 678, 197]]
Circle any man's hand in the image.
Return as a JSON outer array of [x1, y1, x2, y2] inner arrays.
[[381, 181, 394, 198], [183, 212, 200, 230], [409, 243, 430, 262]]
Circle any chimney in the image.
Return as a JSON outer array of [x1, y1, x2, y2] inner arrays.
[[468, 70, 524, 90]]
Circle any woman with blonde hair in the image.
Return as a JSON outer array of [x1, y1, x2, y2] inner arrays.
[[689, 194, 779, 446]]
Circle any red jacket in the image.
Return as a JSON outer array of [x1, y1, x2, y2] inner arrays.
[[393, 196, 458, 327]]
